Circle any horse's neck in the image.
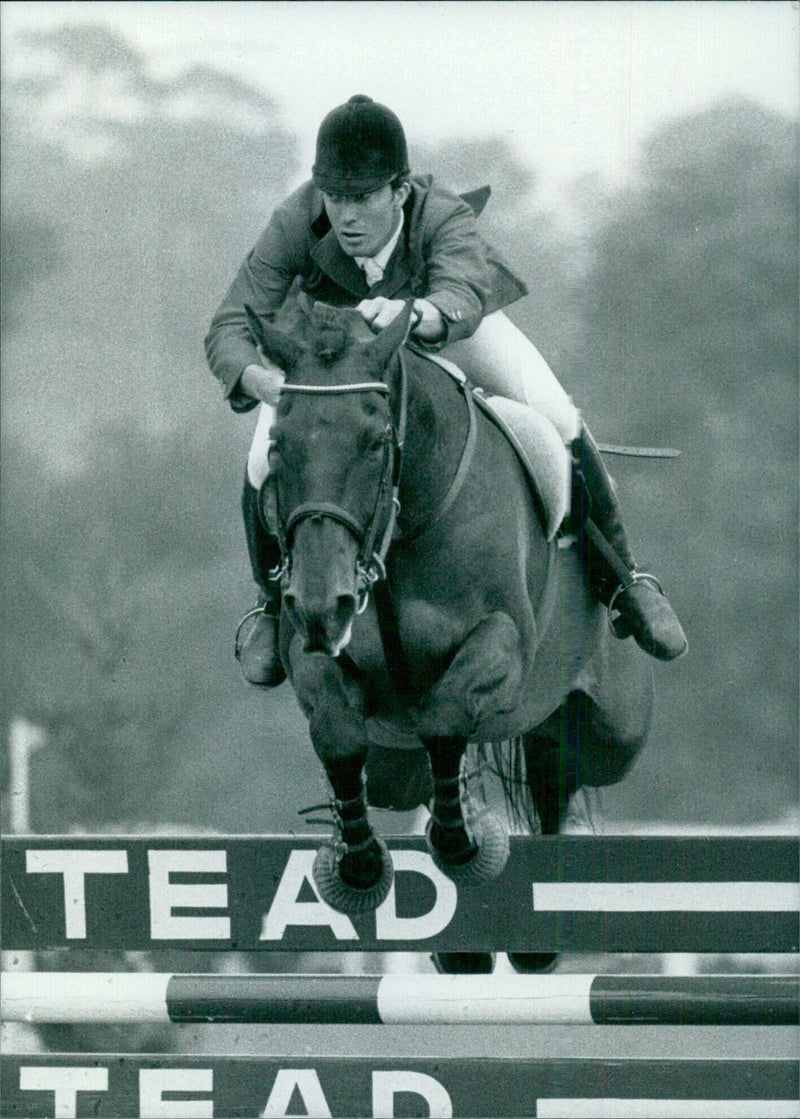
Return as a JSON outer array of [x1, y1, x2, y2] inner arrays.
[[398, 354, 470, 530]]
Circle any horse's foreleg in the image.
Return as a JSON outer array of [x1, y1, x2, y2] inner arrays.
[[414, 611, 524, 739], [412, 613, 522, 881], [289, 638, 393, 911], [423, 735, 475, 864]]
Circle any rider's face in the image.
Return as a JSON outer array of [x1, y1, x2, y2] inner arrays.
[[323, 182, 408, 259]]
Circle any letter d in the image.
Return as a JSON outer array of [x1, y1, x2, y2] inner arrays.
[[375, 851, 457, 940], [372, 1070, 453, 1118]]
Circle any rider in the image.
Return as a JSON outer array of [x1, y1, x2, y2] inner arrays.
[[205, 95, 687, 686]]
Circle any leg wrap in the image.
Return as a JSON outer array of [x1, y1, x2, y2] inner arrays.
[[426, 737, 477, 864]]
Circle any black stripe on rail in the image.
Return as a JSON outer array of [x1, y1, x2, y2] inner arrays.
[[589, 974, 800, 1025], [166, 973, 383, 1024]]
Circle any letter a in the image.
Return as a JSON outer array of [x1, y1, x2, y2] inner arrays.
[[260, 850, 358, 940], [261, 1069, 332, 1117]]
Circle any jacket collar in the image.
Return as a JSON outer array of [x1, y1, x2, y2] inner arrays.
[[310, 228, 369, 298]]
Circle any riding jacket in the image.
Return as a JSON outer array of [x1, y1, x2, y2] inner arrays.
[[205, 175, 527, 412]]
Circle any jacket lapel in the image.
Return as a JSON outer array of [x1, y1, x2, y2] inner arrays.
[[311, 230, 369, 299], [373, 245, 412, 298]]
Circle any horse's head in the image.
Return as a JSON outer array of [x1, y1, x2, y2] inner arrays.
[[246, 295, 414, 656]]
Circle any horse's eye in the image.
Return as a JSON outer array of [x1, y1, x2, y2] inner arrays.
[[358, 430, 383, 456]]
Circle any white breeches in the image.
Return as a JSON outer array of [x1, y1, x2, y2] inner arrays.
[[246, 310, 580, 489], [247, 402, 277, 489]]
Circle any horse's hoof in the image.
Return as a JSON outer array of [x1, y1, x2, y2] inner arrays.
[[312, 838, 394, 915], [425, 811, 509, 885], [508, 952, 559, 974], [432, 952, 496, 974]]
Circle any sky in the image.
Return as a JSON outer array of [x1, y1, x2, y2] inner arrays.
[[2, 1, 798, 209]]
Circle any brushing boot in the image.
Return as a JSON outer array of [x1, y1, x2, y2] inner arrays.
[[235, 475, 286, 686], [572, 428, 687, 662]]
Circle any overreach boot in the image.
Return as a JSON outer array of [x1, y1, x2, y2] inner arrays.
[[572, 428, 687, 662], [235, 475, 286, 686]]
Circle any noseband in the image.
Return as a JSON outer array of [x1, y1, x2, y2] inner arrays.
[[264, 367, 407, 614]]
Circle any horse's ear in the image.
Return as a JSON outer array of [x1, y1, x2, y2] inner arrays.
[[295, 290, 313, 318], [367, 300, 415, 375], [245, 305, 302, 373]]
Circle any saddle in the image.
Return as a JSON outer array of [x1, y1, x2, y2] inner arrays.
[[417, 351, 571, 541]]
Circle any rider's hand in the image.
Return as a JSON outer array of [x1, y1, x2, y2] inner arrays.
[[410, 298, 445, 343], [239, 358, 285, 406], [357, 296, 445, 342], [357, 297, 407, 333]]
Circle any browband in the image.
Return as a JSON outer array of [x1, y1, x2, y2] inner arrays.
[[280, 382, 390, 395]]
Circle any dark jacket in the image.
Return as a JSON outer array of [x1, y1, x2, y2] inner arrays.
[[205, 174, 527, 411]]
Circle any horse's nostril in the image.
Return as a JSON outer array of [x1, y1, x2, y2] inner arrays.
[[333, 594, 356, 631]]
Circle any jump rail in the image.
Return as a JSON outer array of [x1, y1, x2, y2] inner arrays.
[[3, 972, 798, 1026], [1, 1056, 798, 1118], [2, 834, 797, 953], [3, 834, 797, 1117]]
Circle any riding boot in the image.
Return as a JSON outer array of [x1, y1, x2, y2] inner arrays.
[[572, 427, 687, 662], [235, 475, 286, 686]]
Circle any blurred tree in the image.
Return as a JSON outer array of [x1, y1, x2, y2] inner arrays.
[[570, 98, 798, 822], [1, 26, 312, 832], [410, 135, 579, 373], [2, 20, 795, 833]]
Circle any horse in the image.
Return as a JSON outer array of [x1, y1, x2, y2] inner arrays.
[[244, 295, 654, 935]]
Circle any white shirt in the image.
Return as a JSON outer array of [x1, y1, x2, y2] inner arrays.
[[355, 211, 404, 288]]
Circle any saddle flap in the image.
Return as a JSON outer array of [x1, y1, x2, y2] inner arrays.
[[411, 351, 570, 541], [476, 393, 570, 542]]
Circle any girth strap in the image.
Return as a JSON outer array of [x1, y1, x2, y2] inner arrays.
[[373, 365, 479, 698], [396, 376, 478, 545]]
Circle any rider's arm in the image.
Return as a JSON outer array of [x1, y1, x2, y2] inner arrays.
[[415, 190, 490, 349], [205, 193, 308, 411], [357, 190, 489, 347]]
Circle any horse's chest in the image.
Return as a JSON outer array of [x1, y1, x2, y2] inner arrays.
[[347, 596, 472, 677], [397, 598, 469, 659]]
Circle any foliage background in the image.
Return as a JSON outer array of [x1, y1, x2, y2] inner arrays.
[[1, 23, 797, 834]]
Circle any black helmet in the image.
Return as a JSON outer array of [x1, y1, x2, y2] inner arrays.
[[312, 95, 410, 194]]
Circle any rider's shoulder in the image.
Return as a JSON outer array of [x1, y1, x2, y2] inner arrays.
[[408, 174, 477, 221]]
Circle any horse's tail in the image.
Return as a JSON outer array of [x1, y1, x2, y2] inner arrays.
[[467, 738, 541, 836]]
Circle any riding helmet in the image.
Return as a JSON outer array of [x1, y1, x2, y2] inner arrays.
[[312, 94, 410, 195]]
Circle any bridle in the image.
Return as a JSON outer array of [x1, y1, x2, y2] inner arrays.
[[263, 361, 408, 615]]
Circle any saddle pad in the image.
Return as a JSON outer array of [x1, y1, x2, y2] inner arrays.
[[414, 350, 570, 540], [477, 392, 570, 540]]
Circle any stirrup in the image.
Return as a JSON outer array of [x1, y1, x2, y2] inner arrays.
[[607, 571, 663, 639], [234, 595, 280, 660]]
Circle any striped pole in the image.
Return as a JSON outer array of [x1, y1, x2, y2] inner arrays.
[[3, 972, 797, 1025]]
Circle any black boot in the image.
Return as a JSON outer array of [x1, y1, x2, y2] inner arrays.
[[572, 428, 687, 662], [235, 475, 286, 686]]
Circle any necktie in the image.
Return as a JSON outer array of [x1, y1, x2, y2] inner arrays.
[[360, 258, 384, 288]]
